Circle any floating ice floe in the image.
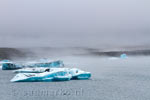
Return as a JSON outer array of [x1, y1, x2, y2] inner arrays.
[[13, 67, 49, 73], [120, 53, 127, 59], [1, 60, 10, 62], [0, 60, 12, 69], [11, 68, 91, 82], [108, 57, 119, 60], [0, 60, 12, 64], [2, 60, 64, 70], [109, 53, 128, 60]]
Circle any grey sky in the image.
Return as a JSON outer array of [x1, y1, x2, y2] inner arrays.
[[0, 0, 150, 48]]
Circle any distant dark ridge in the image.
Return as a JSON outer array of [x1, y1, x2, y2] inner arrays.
[[87, 50, 150, 57], [0, 48, 27, 60], [1, 48, 150, 60]]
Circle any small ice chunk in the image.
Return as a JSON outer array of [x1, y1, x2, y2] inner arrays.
[[120, 53, 127, 59]]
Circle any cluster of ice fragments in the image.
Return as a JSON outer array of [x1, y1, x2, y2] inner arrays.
[[0, 59, 91, 82]]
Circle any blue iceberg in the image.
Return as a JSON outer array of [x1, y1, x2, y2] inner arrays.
[[69, 68, 91, 79], [14, 68, 49, 73], [2, 63, 22, 70], [1, 60, 11, 63], [0, 60, 12, 69], [11, 68, 91, 82], [2, 60, 64, 70], [27, 60, 64, 67], [120, 53, 127, 59]]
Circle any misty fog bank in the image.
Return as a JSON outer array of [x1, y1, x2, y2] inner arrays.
[[0, 0, 150, 48]]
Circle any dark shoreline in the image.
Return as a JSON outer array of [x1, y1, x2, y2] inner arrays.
[[1, 47, 150, 60]]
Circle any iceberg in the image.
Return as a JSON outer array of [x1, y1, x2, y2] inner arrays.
[[14, 67, 49, 73], [0, 60, 11, 63], [69, 68, 91, 79], [120, 53, 127, 59], [0, 60, 12, 68], [11, 68, 91, 82], [2, 63, 22, 70], [2, 60, 64, 70], [26, 60, 64, 67]]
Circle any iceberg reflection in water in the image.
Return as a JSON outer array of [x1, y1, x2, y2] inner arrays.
[[11, 68, 91, 82]]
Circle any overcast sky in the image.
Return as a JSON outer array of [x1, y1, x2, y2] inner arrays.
[[0, 0, 150, 48]]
